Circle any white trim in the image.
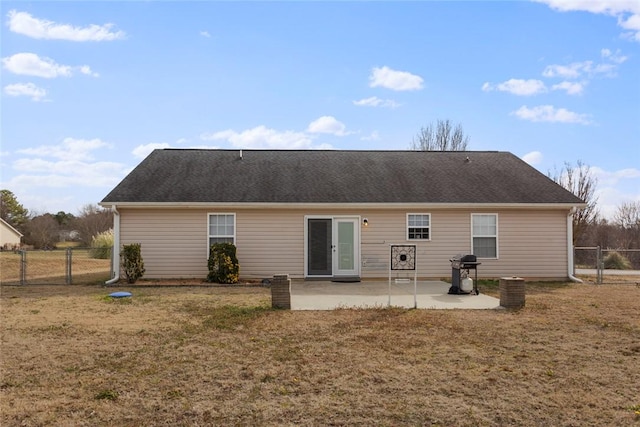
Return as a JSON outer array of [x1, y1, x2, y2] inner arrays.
[[406, 213, 431, 241], [105, 205, 120, 284], [100, 201, 586, 210], [207, 212, 236, 254], [471, 213, 499, 259]]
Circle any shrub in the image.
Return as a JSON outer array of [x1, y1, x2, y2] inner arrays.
[[207, 243, 239, 284], [121, 243, 145, 283], [90, 229, 113, 259], [603, 251, 632, 270]]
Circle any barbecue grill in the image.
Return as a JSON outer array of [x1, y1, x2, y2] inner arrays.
[[448, 254, 481, 295]]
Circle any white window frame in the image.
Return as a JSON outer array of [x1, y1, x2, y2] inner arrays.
[[207, 213, 236, 249], [406, 213, 431, 241], [471, 213, 498, 259]]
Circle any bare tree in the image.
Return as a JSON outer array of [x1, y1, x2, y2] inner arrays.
[[23, 214, 59, 249], [73, 204, 113, 246], [613, 201, 640, 249], [549, 160, 599, 243], [410, 119, 469, 151]]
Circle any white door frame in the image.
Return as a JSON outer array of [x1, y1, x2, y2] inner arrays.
[[304, 215, 361, 278]]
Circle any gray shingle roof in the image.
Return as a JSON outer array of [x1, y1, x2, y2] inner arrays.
[[101, 149, 584, 205]]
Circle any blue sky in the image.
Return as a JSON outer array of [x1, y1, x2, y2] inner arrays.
[[1, 1, 638, 220]]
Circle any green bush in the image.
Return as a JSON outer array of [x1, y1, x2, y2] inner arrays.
[[90, 229, 113, 259], [207, 243, 239, 284], [603, 251, 632, 270], [121, 243, 145, 283]]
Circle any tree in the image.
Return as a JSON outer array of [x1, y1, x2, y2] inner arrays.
[[73, 204, 113, 246], [410, 119, 470, 151], [613, 201, 640, 249], [23, 214, 59, 249], [549, 161, 599, 243], [0, 189, 29, 230]]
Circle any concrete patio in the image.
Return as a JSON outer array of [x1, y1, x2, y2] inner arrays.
[[290, 279, 501, 310]]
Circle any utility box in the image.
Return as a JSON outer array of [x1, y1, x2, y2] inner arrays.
[[500, 277, 525, 309], [271, 274, 291, 309]]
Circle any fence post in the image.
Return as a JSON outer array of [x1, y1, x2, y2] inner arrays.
[[20, 250, 27, 286], [596, 246, 602, 285], [66, 247, 73, 285]]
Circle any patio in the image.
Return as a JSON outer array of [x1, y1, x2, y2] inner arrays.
[[290, 279, 501, 310]]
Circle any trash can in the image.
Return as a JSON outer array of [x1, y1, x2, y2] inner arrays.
[[448, 254, 480, 295]]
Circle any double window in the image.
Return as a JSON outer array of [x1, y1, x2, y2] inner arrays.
[[472, 214, 497, 258], [208, 213, 235, 246], [407, 213, 431, 240]]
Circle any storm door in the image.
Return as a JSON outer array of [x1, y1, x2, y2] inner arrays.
[[306, 217, 360, 278]]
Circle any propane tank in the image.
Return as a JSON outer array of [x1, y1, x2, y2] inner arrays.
[[461, 277, 473, 292]]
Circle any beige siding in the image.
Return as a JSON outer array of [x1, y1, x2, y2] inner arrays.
[[119, 207, 570, 280], [0, 221, 22, 247]]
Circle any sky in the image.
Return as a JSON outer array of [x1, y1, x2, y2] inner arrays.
[[1, 1, 639, 221]]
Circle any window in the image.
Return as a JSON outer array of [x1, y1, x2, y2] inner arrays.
[[407, 213, 430, 240], [472, 214, 497, 258], [208, 213, 235, 246]]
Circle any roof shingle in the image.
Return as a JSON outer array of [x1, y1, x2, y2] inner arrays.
[[101, 149, 584, 205]]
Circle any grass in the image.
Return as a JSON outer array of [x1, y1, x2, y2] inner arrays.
[[1, 280, 639, 426]]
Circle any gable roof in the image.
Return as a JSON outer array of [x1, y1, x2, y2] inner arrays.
[[1, 218, 23, 237], [101, 149, 584, 206]]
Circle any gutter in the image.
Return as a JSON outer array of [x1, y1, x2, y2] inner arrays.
[[105, 205, 121, 285], [567, 207, 583, 283]]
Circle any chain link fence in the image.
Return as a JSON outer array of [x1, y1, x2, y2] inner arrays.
[[575, 246, 640, 284], [0, 247, 112, 286]]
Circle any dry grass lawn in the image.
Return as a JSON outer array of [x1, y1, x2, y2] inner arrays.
[[1, 280, 639, 426]]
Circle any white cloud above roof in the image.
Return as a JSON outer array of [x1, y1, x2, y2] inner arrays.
[[511, 105, 591, 125], [17, 138, 112, 161], [482, 79, 547, 96], [353, 96, 400, 108], [307, 116, 351, 136], [551, 81, 585, 95], [369, 66, 424, 91], [535, 0, 640, 42], [7, 10, 126, 41], [3, 82, 47, 101], [202, 125, 332, 149], [132, 143, 171, 159], [521, 151, 543, 166], [2, 53, 98, 79]]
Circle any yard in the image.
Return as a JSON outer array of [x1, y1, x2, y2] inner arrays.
[[1, 280, 639, 426]]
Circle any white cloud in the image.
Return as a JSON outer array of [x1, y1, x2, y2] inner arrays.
[[482, 79, 547, 96], [2, 53, 71, 78], [2, 52, 98, 79], [307, 116, 351, 136], [200, 31, 211, 38], [17, 137, 112, 161], [551, 81, 585, 95], [511, 105, 591, 125], [3, 82, 47, 101], [522, 151, 543, 165], [353, 96, 400, 108], [591, 166, 640, 220], [202, 125, 325, 149], [542, 61, 591, 79], [601, 48, 628, 63], [132, 143, 171, 159], [369, 66, 424, 91], [360, 131, 380, 141], [7, 10, 125, 41], [535, 0, 640, 42]]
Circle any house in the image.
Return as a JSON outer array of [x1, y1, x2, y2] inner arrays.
[[100, 149, 585, 282], [0, 218, 23, 250]]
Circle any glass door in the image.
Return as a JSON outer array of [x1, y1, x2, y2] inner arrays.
[[307, 218, 332, 276], [334, 218, 359, 277]]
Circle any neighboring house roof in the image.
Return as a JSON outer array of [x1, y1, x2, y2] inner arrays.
[[101, 149, 585, 206], [1, 217, 23, 238]]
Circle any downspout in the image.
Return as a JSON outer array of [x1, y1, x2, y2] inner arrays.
[[567, 207, 583, 283], [105, 205, 121, 285]]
